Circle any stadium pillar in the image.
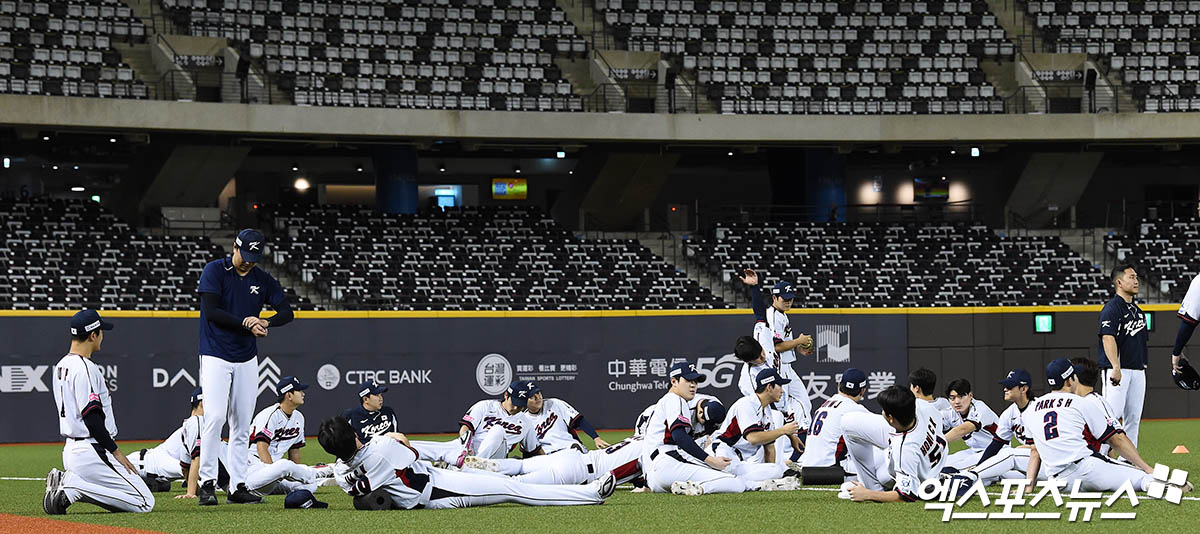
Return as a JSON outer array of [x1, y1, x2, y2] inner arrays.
[[373, 147, 419, 215]]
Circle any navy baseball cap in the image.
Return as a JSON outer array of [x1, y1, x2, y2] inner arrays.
[[839, 368, 868, 395], [358, 381, 388, 398], [754, 368, 791, 391], [669, 362, 705, 383], [1046, 359, 1077, 388], [999, 369, 1032, 388], [234, 228, 266, 263], [190, 387, 203, 404], [284, 489, 328, 509], [702, 400, 726, 425], [771, 281, 797, 300], [70, 309, 113, 337], [506, 380, 541, 407], [277, 376, 309, 395]]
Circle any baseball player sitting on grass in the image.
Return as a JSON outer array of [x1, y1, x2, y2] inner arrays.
[[962, 369, 1041, 486], [342, 381, 400, 443], [243, 376, 333, 502], [410, 380, 541, 468], [133, 388, 230, 498], [940, 379, 1002, 471], [634, 391, 725, 445], [1022, 359, 1191, 494], [798, 368, 870, 475], [908, 367, 952, 412], [708, 368, 803, 491], [844, 386, 948, 502], [319, 416, 616, 510], [44, 310, 154, 515]]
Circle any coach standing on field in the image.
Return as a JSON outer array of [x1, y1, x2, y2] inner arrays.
[[196, 229, 294, 505], [1098, 263, 1148, 449]]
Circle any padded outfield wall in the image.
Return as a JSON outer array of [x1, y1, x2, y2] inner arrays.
[[0, 305, 1188, 443]]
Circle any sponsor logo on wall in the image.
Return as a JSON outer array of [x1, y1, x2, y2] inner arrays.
[[476, 353, 513, 395], [2, 364, 117, 392], [257, 357, 282, 397], [815, 324, 851, 363], [605, 354, 742, 393], [315, 363, 432, 391]]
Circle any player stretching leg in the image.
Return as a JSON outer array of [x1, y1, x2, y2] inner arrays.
[[940, 379, 1001, 470], [196, 229, 294, 505], [244, 377, 334, 499], [964, 369, 1040, 485], [410, 380, 540, 466], [132, 388, 230, 498], [44, 311, 154, 514], [798, 369, 870, 478], [845, 386, 948, 503]]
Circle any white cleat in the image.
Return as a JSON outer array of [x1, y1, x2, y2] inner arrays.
[[758, 477, 802, 492], [313, 464, 335, 479], [670, 480, 705, 496], [462, 456, 500, 473]]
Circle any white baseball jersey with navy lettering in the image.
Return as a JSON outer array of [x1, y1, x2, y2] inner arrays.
[[525, 398, 583, 453], [889, 401, 948, 501], [1022, 391, 1117, 475], [641, 391, 702, 463], [799, 393, 869, 467], [460, 399, 538, 452], [942, 399, 1000, 450], [763, 307, 797, 365], [248, 405, 306, 463], [994, 401, 1036, 446], [333, 436, 429, 510], [712, 393, 774, 460], [53, 353, 117, 439], [154, 415, 203, 466], [1078, 391, 1123, 452], [634, 393, 717, 437], [1178, 273, 1200, 322], [589, 435, 644, 481]]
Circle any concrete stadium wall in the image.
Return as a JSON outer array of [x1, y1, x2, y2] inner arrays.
[[0, 305, 1190, 443], [6, 95, 1200, 143]]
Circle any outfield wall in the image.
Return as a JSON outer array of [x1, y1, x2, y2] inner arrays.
[[0, 305, 1189, 443]]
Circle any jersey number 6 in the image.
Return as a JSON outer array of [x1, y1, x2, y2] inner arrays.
[[1043, 411, 1060, 440], [810, 411, 829, 436]]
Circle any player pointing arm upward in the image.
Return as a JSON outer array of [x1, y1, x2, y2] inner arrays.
[[196, 229, 295, 506]]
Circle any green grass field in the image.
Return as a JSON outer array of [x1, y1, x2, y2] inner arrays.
[[3, 422, 1199, 533]]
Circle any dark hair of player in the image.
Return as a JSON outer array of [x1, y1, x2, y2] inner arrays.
[[318, 416, 358, 461], [1111, 264, 1135, 286], [877, 386, 917, 428], [70, 330, 98, 343], [1070, 357, 1099, 388], [908, 368, 937, 396], [945, 378, 972, 398], [734, 336, 761, 362], [191, 399, 201, 410]]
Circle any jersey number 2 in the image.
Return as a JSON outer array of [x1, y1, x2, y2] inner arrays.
[[1043, 411, 1060, 440], [810, 411, 828, 436]]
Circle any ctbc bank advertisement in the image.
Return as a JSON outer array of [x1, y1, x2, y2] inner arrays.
[[0, 313, 906, 442]]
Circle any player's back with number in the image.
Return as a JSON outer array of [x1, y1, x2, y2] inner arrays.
[[801, 395, 868, 467], [889, 401, 948, 501], [1021, 391, 1109, 474], [53, 354, 116, 439]]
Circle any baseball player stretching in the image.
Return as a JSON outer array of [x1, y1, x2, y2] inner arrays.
[[845, 386, 948, 502], [1098, 264, 1148, 449], [132, 388, 229, 498], [964, 369, 1041, 486], [940, 379, 1001, 470], [478, 435, 646, 486], [44, 310, 154, 514], [243, 376, 333, 498], [710, 368, 803, 490], [197, 228, 294, 505], [1171, 267, 1200, 379], [634, 392, 724, 442], [318, 417, 616, 509], [798, 368, 870, 472], [908, 368, 952, 412], [410, 380, 540, 466], [1023, 359, 1183, 493], [342, 381, 400, 443]]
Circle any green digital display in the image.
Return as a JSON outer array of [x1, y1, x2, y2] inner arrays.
[[1034, 313, 1054, 334]]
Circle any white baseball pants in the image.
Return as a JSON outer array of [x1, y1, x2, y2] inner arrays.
[[968, 447, 1041, 485], [842, 412, 894, 491], [135, 448, 185, 480], [504, 450, 591, 485], [413, 467, 605, 508], [245, 459, 320, 495], [714, 443, 787, 483], [945, 449, 985, 471], [1102, 369, 1144, 446], [1055, 454, 1153, 492], [199, 355, 258, 489], [645, 449, 748, 494], [61, 439, 155, 513]]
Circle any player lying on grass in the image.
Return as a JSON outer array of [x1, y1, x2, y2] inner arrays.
[[844, 386, 948, 503], [318, 416, 615, 510], [466, 434, 646, 486], [707, 368, 803, 490], [963, 369, 1042, 485], [342, 381, 400, 443], [243, 376, 333, 503], [132, 387, 229, 498], [410, 380, 541, 468], [939, 379, 1002, 470]]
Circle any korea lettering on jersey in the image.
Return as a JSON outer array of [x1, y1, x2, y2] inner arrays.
[[333, 436, 430, 510], [890, 403, 948, 502], [1079, 392, 1123, 452], [460, 399, 537, 451], [248, 406, 306, 463], [994, 401, 1035, 446], [526, 398, 584, 453], [1022, 392, 1120, 474], [942, 400, 1000, 450], [800, 394, 869, 467], [641, 392, 703, 464], [53, 354, 117, 440], [713, 394, 773, 461]]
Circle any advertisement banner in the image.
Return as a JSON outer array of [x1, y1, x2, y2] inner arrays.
[[0, 314, 907, 443]]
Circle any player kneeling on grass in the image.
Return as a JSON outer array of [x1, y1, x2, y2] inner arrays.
[[318, 416, 615, 510], [1022, 359, 1192, 494], [844, 386, 948, 502], [708, 368, 804, 491], [132, 387, 230, 498], [410, 380, 540, 468], [342, 381, 400, 443], [242, 376, 333, 503]]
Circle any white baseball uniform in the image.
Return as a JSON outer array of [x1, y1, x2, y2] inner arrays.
[[799, 393, 869, 468], [642, 391, 747, 494], [244, 405, 322, 495], [634, 392, 717, 438], [524, 398, 586, 454], [968, 399, 1040, 484], [52, 353, 155, 513], [493, 435, 645, 486], [134, 415, 203, 480], [333, 436, 606, 508], [940, 399, 1000, 470], [844, 400, 947, 496], [412, 399, 538, 464], [755, 313, 813, 428], [1078, 391, 1123, 453], [709, 394, 787, 482], [1023, 391, 1152, 492]]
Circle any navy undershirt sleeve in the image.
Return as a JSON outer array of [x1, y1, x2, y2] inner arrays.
[[267, 299, 294, 328], [1175, 319, 1197, 356], [571, 415, 600, 439], [201, 292, 245, 331], [82, 410, 118, 453], [671, 427, 709, 462]]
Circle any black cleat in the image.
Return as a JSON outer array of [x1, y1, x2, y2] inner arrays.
[[43, 468, 69, 515], [198, 480, 218, 506], [227, 483, 264, 504]]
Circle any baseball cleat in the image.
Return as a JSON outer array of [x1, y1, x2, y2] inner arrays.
[[198, 480, 218, 506], [227, 483, 264, 504], [670, 480, 705, 496], [759, 477, 802, 492], [43, 468, 69, 515], [313, 464, 335, 479], [596, 472, 617, 501], [462, 456, 500, 472], [785, 460, 804, 473]]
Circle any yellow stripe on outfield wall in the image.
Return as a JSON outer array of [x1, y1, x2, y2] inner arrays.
[[0, 304, 1179, 319]]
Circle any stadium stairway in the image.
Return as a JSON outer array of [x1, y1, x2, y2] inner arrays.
[[625, 231, 750, 308]]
